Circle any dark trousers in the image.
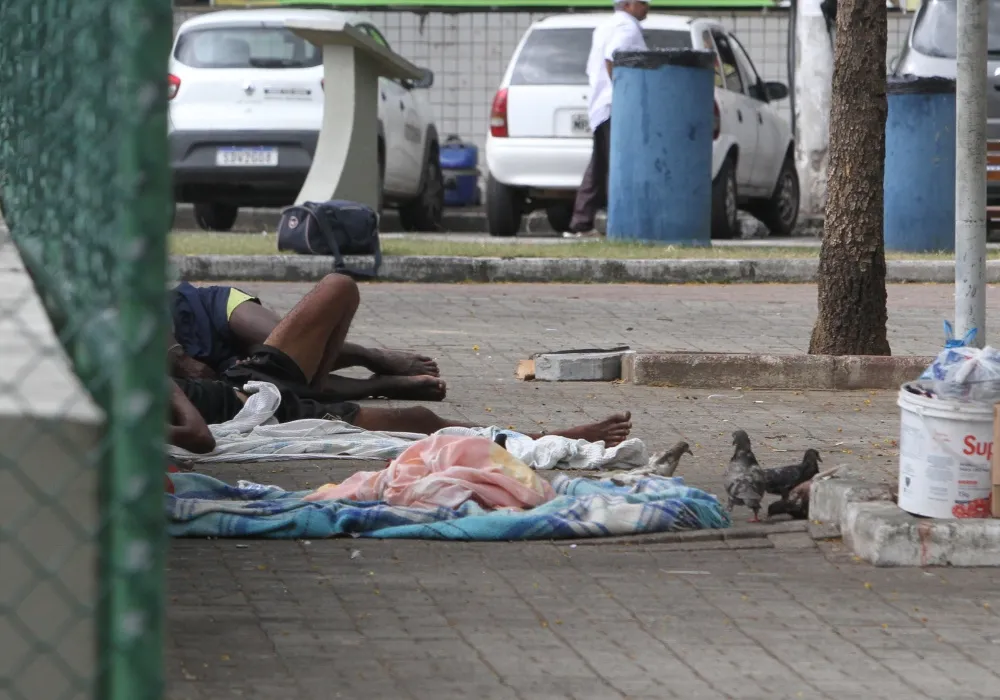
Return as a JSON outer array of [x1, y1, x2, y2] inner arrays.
[[569, 118, 611, 232]]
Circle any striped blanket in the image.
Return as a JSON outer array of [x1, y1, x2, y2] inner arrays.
[[167, 472, 730, 540]]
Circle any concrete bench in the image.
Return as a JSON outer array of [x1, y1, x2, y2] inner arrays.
[[285, 19, 426, 211]]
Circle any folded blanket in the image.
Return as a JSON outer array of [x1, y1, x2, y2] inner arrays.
[[168, 381, 648, 471], [167, 472, 730, 540]]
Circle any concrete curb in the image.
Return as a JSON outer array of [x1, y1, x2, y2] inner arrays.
[[623, 353, 933, 390], [171, 254, 1000, 285]]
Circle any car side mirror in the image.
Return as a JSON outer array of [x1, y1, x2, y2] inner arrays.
[[764, 81, 789, 101], [408, 67, 434, 90]]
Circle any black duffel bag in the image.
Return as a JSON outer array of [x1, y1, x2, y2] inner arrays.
[[277, 200, 382, 279]]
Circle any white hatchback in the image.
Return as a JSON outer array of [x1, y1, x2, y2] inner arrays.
[[485, 13, 799, 238], [169, 8, 444, 231]]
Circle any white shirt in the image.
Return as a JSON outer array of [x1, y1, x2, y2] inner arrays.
[[586, 11, 648, 131]]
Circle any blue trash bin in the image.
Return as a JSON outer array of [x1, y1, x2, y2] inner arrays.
[[884, 76, 956, 253], [607, 49, 715, 246], [440, 135, 481, 207]]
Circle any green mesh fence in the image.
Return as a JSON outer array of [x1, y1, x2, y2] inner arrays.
[[0, 0, 173, 699]]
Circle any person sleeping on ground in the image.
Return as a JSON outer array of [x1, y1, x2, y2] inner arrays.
[[168, 274, 632, 455], [169, 280, 444, 402]]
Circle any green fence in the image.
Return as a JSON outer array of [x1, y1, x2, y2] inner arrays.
[[0, 0, 173, 699]]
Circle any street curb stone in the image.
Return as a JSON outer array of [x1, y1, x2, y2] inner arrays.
[[624, 352, 933, 390], [170, 254, 1000, 285], [843, 501, 1000, 567], [809, 478, 895, 539]]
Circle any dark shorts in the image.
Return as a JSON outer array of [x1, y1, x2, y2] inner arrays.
[[171, 282, 260, 373], [213, 344, 360, 425]]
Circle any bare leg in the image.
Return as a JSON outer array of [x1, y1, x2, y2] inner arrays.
[[229, 295, 438, 377], [323, 374, 446, 401], [261, 274, 360, 387], [351, 407, 632, 446]]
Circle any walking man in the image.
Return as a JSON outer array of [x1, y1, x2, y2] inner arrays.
[[565, 0, 649, 238]]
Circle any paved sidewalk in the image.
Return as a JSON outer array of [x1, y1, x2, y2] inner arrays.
[[166, 282, 1000, 700]]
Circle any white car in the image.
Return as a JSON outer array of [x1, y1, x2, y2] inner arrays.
[[169, 8, 444, 231], [485, 13, 799, 238]]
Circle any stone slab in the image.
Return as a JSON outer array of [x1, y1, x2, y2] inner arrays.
[[533, 351, 625, 382]]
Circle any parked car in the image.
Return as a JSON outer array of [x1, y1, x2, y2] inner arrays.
[[485, 13, 799, 238], [169, 8, 443, 231]]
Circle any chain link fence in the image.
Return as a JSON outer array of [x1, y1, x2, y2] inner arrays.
[[0, 0, 174, 698]]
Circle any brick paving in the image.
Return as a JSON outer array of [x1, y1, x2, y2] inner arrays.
[[167, 281, 1000, 700]]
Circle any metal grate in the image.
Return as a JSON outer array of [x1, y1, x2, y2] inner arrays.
[[0, 0, 173, 698]]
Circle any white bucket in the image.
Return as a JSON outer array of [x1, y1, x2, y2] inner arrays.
[[897, 383, 994, 519]]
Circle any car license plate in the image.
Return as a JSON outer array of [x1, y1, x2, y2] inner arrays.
[[216, 147, 278, 167], [571, 113, 590, 134]]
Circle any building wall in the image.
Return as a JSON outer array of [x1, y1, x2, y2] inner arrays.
[[173, 8, 913, 160]]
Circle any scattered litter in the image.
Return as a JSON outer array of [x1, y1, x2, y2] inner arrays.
[[707, 394, 743, 399], [302, 540, 311, 545], [737, 572, 779, 577], [753, 400, 764, 404], [235, 544, 248, 549], [350, 549, 362, 560], [569, 544, 577, 548]]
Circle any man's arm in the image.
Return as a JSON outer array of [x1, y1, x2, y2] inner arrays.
[[167, 380, 216, 454], [167, 323, 217, 380], [604, 24, 648, 78]]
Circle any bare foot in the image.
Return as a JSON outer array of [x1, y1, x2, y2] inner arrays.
[[551, 411, 632, 447], [368, 349, 439, 377], [369, 375, 447, 401]]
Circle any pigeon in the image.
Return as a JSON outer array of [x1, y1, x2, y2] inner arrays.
[[762, 448, 822, 500], [724, 430, 766, 522], [767, 465, 841, 521], [647, 440, 693, 477]]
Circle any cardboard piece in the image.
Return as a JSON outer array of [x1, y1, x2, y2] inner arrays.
[[516, 359, 535, 381]]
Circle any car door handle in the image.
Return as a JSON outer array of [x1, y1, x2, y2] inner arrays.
[[399, 101, 405, 111], [381, 92, 386, 100], [737, 110, 743, 122], [757, 112, 763, 124]]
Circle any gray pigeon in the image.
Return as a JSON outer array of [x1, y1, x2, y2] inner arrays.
[[648, 441, 693, 477], [724, 430, 766, 522]]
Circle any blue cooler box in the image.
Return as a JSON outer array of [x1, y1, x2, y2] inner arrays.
[[440, 135, 480, 206]]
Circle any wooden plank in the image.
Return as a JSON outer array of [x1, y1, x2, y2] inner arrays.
[[992, 404, 1000, 518]]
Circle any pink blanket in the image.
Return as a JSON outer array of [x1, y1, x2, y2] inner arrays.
[[304, 434, 555, 510]]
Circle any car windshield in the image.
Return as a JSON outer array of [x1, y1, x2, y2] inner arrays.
[[510, 27, 692, 86], [174, 27, 322, 69], [911, 0, 1000, 58]]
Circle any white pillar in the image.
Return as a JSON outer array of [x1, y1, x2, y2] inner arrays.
[[793, 0, 834, 221], [955, 0, 988, 348]]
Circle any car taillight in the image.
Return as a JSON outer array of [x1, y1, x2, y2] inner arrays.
[[168, 73, 181, 101], [490, 88, 509, 138], [713, 99, 720, 140]]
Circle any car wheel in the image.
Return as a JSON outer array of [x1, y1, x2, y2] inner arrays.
[[193, 202, 238, 232], [545, 202, 574, 233], [399, 145, 444, 232], [755, 155, 800, 237], [711, 156, 739, 240], [486, 174, 523, 237]]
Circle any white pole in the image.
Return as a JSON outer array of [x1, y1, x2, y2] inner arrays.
[[955, 0, 988, 348], [794, 0, 834, 222]]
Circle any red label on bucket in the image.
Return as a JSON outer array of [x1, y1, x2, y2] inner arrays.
[[962, 435, 993, 460]]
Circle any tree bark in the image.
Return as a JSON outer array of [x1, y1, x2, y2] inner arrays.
[[808, 0, 891, 356]]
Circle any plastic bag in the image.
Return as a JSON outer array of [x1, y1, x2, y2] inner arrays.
[[918, 320, 978, 381]]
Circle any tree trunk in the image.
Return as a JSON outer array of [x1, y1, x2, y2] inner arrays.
[[808, 0, 891, 356]]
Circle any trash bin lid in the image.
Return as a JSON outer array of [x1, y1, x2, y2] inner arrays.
[[887, 75, 956, 95], [613, 48, 715, 71]]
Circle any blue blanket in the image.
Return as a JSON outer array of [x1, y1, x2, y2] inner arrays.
[[167, 472, 731, 540]]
